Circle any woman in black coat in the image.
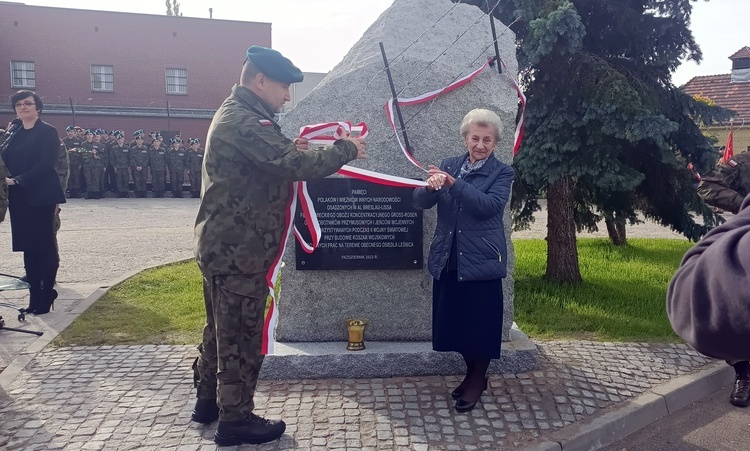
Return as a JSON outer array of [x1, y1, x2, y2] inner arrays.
[[1, 90, 66, 314], [414, 108, 514, 413]]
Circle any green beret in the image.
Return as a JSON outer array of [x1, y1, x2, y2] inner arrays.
[[246, 45, 303, 84]]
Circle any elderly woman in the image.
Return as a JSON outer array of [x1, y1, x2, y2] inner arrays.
[[413, 108, 514, 412], [1, 90, 66, 314]]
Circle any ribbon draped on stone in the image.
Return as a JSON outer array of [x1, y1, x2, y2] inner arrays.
[[262, 58, 527, 354]]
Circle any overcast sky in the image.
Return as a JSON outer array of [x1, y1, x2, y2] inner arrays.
[[14, 0, 750, 86]]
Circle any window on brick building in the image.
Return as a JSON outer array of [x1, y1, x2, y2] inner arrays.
[[91, 65, 114, 92], [166, 68, 188, 95], [10, 61, 35, 88]]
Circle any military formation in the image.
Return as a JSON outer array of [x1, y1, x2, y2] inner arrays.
[[62, 126, 204, 199]]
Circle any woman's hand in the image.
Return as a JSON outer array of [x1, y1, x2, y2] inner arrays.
[[5, 177, 16, 186], [427, 165, 455, 188]]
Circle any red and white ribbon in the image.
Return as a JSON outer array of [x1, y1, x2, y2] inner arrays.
[[262, 59, 527, 354], [261, 121, 427, 354], [496, 58, 526, 156], [386, 57, 526, 159]]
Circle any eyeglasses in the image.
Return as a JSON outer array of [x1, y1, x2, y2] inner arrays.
[[14, 101, 36, 108]]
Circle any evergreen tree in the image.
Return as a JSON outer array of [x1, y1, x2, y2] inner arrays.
[[460, 0, 731, 283]]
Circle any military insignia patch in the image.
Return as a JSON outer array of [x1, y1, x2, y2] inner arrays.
[[728, 159, 738, 167], [259, 119, 272, 126]]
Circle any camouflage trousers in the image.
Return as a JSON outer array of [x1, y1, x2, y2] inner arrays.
[[131, 167, 148, 193], [195, 273, 269, 421], [83, 165, 102, 193], [170, 168, 184, 197], [151, 169, 166, 195], [188, 170, 201, 195], [114, 167, 130, 193]]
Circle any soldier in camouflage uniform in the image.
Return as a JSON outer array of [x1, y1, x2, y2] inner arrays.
[[697, 150, 750, 408], [167, 136, 187, 198], [149, 133, 168, 197], [81, 130, 103, 199], [0, 135, 7, 223], [186, 138, 204, 198], [192, 45, 366, 446], [130, 131, 150, 198], [698, 152, 750, 214], [102, 130, 117, 193], [63, 126, 83, 198], [110, 132, 131, 197]]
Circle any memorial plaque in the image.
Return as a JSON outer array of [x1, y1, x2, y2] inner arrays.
[[295, 178, 423, 270]]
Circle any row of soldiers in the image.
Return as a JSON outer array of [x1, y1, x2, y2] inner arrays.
[[62, 126, 204, 198]]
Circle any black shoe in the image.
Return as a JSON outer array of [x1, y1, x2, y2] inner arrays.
[[451, 377, 487, 400], [33, 289, 57, 315], [191, 398, 219, 424], [214, 413, 286, 446], [455, 378, 488, 413], [730, 376, 750, 407]]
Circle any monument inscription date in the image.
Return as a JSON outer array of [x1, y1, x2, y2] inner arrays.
[[294, 178, 423, 270]]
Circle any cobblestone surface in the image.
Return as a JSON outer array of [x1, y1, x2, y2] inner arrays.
[[0, 199, 718, 449], [0, 342, 713, 450]]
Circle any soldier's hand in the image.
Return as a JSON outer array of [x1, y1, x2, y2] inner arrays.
[[293, 137, 309, 151], [345, 137, 366, 160]]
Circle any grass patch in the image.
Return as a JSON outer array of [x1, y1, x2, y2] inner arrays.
[[53, 238, 693, 346], [514, 238, 693, 342], [52, 261, 205, 347]]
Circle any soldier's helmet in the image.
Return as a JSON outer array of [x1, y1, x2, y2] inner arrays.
[[66, 125, 75, 132], [188, 138, 200, 145]]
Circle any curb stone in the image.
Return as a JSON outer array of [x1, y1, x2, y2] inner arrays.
[[0, 259, 193, 392], [519, 361, 733, 451]]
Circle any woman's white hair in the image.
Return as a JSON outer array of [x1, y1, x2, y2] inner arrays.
[[459, 108, 503, 142]]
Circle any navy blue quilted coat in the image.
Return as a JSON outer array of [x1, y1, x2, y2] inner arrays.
[[413, 152, 514, 281]]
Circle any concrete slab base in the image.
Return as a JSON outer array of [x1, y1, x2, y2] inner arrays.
[[260, 323, 539, 379]]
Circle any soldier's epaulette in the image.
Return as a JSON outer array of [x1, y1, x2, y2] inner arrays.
[[258, 119, 273, 126], [728, 159, 738, 168]]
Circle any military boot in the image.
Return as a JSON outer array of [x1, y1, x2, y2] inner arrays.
[[214, 413, 286, 446], [190, 386, 219, 424], [730, 361, 750, 407]]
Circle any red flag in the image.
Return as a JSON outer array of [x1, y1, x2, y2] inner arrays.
[[722, 130, 734, 163]]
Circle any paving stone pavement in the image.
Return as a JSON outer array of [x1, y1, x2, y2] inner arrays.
[[0, 341, 713, 450], [0, 199, 721, 449]]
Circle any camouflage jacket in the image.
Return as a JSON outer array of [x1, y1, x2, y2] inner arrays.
[[697, 152, 750, 214], [109, 144, 131, 170], [63, 137, 83, 167], [194, 84, 358, 277], [80, 141, 104, 167], [187, 148, 204, 173], [129, 144, 150, 168], [56, 139, 70, 192], [0, 157, 7, 223], [167, 148, 187, 172], [149, 144, 168, 170]]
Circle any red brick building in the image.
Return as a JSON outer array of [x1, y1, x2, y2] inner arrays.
[[682, 47, 750, 153], [1, 2, 271, 140]]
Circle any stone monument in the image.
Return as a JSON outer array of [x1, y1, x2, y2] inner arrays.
[[263, 0, 538, 379]]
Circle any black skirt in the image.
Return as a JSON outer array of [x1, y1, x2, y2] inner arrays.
[[432, 270, 504, 359], [8, 192, 56, 253]]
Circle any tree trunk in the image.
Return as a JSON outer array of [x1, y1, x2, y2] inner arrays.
[[605, 217, 627, 246], [545, 176, 582, 283]]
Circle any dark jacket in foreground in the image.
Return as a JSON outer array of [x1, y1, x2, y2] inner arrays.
[[668, 194, 750, 360], [413, 152, 514, 281]]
